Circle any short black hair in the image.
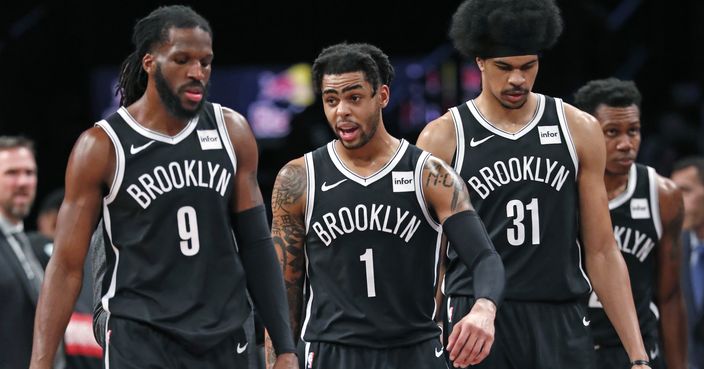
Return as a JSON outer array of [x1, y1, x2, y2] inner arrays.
[[673, 156, 704, 185], [347, 43, 395, 86], [449, 0, 563, 58], [0, 135, 35, 156], [311, 42, 387, 95], [573, 78, 642, 115], [117, 5, 212, 106]]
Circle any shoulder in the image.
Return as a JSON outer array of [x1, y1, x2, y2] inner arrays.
[[220, 106, 251, 136], [655, 171, 683, 222], [272, 157, 308, 210], [561, 102, 601, 138], [416, 111, 457, 164]]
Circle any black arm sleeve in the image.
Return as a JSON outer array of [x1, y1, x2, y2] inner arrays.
[[443, 210, 505, 306], [233, 205, 296, 355]]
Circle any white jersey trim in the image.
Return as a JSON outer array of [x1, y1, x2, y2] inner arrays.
[[647, 166, 663, 239], [649, 301, 660, 320], [95, 121, 125, 205], [415, 152, 441, 231], [103, 313, 110, 369], [300, 244, 314, 341], [609, 164, 638, 210], [100, 203, 120, 315], [576, 239, 593, 292], [449, 107, 466, 175], [431, 229, 443, 321], [327, 139, 409, 187], [467, 94, 545, 140], [304, 153, 315, 233], [117, 107, 199, 144], [213, 103, 238, 175], [555, 98, 579, 179]]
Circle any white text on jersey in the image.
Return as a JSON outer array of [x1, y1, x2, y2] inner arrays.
[[613, 225, 655, 262], [468, 156, 570, 199], [312, 204, 422, 246], [126, 160, 232, 209]]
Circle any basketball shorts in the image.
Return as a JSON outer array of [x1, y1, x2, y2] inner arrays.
[[297, 337, 448, 369], [443, 295, 595, 369], [104, 315, 249, 369], [595, 334, 665, 369]]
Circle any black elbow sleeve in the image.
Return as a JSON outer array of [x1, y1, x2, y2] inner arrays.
[[443, 210, 505, 305]]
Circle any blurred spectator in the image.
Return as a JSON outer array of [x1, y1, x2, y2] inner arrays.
[[0, 136, 64, 369], [670, 157, 704, 369]]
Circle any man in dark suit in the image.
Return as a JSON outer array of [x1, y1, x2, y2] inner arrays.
[[0, 136, 63, 369], [671, 157, 704, 369]]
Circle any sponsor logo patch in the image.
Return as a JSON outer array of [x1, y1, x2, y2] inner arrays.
[[197, 130, 223, 150], [392, 171, 414, 192], [538, 125, 561, 145], [630, 198, 650, 219]]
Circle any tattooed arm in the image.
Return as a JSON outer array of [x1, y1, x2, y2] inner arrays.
[[266, 158, 308, 369], [655, 175, 687, 369]]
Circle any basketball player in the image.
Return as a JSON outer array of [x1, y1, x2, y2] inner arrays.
[[416, 0, 652, 368], [266, 42, 505, 369], [29, 5, 297, 369], [574, 78, 687, 369]]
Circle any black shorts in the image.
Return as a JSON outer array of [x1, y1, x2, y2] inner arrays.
[[297, 338, 448, 369], [443, 296, 595, 369], [594, 335, 665, 369], [104, 315, 249, 369]]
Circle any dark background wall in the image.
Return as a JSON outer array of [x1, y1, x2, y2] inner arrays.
[[1, 0, 703, 228]]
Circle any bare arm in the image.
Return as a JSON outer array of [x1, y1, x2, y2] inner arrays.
[[655, 175, 687, 369], [223, 108, 298, 369], [30, 127, 113, 369], [265, 158, 307, 369], [566, 105, 649, 366], [416, 112, 457, 166]]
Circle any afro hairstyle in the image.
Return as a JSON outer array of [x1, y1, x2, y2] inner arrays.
[[573, 78, 642, 116], [449, 0, 563, 58]]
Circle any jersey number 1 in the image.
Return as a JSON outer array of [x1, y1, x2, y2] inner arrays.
[[177, 206, 200, 256], [359, 248, 377, 297], [506, 198, 540, 246]]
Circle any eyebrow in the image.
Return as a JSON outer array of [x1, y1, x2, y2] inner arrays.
[[494, 60, 537, 68], [322, 83, 365, 95]]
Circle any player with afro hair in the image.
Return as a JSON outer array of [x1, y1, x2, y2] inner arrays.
[[416, 1, 653, 368]]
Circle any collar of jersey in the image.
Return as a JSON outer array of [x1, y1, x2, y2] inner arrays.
[[326, 139, 408, 187], [467, 93, 545, 140], [117, 107, 200, 145], [608, 164, 638, 210]]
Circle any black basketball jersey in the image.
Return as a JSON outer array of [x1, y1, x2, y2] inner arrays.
[[589, 163, 662, 345], [444, 94, 591, 301], [300, 140, 442, 348], [96, 103, 249, 352]]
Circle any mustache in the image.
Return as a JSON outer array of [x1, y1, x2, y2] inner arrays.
[[178, 81, 207, 92], [503, 88, 528, 94]]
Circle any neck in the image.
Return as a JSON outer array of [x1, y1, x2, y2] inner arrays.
[[335, 123, 400, 176], [603, 169, 630, 201], [126, 86, 192, 135], [474, 91, 538, 132]]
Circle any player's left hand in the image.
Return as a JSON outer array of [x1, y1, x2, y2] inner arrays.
[[446, 298, 496, 367], [272, 352, 299, 369]]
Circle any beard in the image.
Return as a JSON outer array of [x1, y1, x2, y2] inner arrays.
[[1, 199, 32, 222], [338, 114, 380, 150], [154, 64, 208, 119]]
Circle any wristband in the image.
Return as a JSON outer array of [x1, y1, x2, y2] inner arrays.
[[631, 359, 651, 368]]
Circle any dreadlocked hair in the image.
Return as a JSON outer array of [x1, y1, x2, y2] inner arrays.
[[116, 5, 212, 106]]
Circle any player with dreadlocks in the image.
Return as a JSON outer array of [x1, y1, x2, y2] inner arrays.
[[416, 0, 653, 368], [29, 5, 298, 369]]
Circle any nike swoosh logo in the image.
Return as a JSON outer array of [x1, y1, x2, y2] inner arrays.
[[236, 342, 248, 354], [469, 135, 495, 147], [435, 347, 443, 357], [130, 140, 155, 155], [321, 179, 347, 192], [582, 317, 590, 326]]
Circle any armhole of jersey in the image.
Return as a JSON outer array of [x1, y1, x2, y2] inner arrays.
[[95, 121, 125, 205], [555, 98, 579, 179], [576, 239, 593, 293], [304, 153, 315, 233], [647, 166, 663, 239], [213, 103, 238, 174], [415, 152, 441, 231], [449, 106, 465, 174], [100, 202, 119, 315]]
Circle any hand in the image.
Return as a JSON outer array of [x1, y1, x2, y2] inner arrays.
[[446, 298, 496, 367], [272, 352, 299, 369]]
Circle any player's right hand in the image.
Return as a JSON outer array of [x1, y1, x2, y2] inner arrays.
[[446, 298, 496, 367], [272, 352, 299, 369]]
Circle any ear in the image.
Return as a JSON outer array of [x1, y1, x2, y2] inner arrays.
[[475, 57, 485, 71], [379, 84, 390, 108], [142, 53, 156, 75]]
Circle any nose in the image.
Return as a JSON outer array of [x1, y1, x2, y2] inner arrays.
[[187, 61, 206, 81], [615, 136, 634, 151], [508, 70, 526, 87], [335, 99, 351, 118]]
